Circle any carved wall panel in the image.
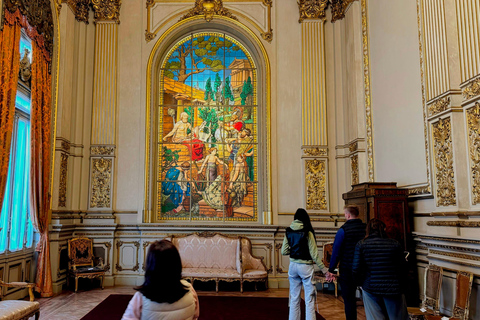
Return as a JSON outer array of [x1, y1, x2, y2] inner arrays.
[[58, 153, 68, 207], [463, 78, 480, 101], [305, 159, 328, 211], [89, 156, 113, 209], [432, 118, 457, 206], [351, 154, 359, 185], [467, 103, 480, 205], [115, 240, 140, 272]]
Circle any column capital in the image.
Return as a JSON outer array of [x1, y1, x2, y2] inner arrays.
[[297, 0, 328, 23], [92, 0, 121, 24]]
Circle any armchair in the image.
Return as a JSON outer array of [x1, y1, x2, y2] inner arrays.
[[314, 242, 338, 297], [0, 279, 39, 320], [67, 237, 106, 293]]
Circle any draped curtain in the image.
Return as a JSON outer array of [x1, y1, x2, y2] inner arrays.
[[3, 8, 53, 297], [0, 15, 21, 215]]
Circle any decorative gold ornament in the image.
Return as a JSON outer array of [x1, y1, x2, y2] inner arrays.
[[91, 145, 115, 156], [466, 103, 480, 204], [115, 241, 140, 272], [408, 186, 431, 196], [362, 0, 374, 182], [297, 0, 328, 23], [427, 221, 480, 227], [351, 155, 359, 185], [261, 0, 273, 42], [92, 0, 121, 23], [180, 0, 237, 22], [331, 0, 357, 22], [428, 96, 450, 117], [58, 153, 68, 207], [303, 147, 327, 157], [145, 31, 155, 42], [463, 77, 480, 100], [90, 158, 112, 208], [432, 118, 457, 206], [305, 159, 328, 210], [2, 0, 54, 62], [349, 141, 358, 153], [65, 0, 90, 23]]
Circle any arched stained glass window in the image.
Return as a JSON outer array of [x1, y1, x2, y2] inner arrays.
[[158, 32, 257, 221]]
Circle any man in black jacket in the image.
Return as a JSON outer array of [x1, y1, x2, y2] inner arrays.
[[352, 219, 408, 320], [326, 205, 366, 320]]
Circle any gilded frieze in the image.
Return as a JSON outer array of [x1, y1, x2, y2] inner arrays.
[[303, 147, 327, 157], [466, 103, 480, 204], [90, 158, 112, 208], [428, 96, 450, 117], [64, 0, 90, 23], [92, 0, 121, 23], [463, 77, 480, 100], [330, 0, 357, 22], [351, 155, 359, 185], [305, 159, 328, 210], [432, 118, 457, 206], [179, 0, 238, 22], [91, 145, 115, 156], [58, 153, 68, 207], [297, 0, 328, 22], [408, 186, 431, 196]]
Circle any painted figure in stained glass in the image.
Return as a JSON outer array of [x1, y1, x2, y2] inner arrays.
[[158, 32, 257, 220]]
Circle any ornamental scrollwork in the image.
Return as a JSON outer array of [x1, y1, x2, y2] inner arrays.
[[91, 145, 115, 156], [145, 31, 155, 42], [408, 186, 431, 196], [298, 0, 328, 23], [303, 147, 327, 157], [65, 0, 90, 24], [90, 158, 112, 208], [432, 118, 457, 206], [467, 103, 480, 204], [179, 0, 237, 23], [351, 155, 359, 185], [305, 159, 328, 210], [92, 0, 121, 23], [331, 0, 357, 22], [428, 96, 450, 117], [463, 77, 480, 100], [58, 153, 68, 207]]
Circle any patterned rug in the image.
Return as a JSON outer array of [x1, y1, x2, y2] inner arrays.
[[80, 294, 326, 320]]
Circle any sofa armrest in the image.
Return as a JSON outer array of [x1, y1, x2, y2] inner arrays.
[[241, 238, 267, 273], [0, 281, 36, 301]]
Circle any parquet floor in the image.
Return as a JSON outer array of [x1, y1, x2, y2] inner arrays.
[[29, 286, 366, 320]]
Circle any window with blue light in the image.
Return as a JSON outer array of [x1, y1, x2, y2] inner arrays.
[[0, 30, 34, 253]]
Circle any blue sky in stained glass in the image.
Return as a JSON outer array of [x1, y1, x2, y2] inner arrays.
[[19, 34, 32, 62]]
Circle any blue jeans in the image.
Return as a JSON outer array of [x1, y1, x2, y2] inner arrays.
[[362, 290, 408, 320], [288, 262, 316, 320]]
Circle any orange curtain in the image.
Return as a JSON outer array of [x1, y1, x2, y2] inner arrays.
[[0, 17, 21, 215], [30, 37, 53, 297]]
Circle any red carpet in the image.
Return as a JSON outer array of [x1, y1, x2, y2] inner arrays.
[[80, 294, 326, 320]]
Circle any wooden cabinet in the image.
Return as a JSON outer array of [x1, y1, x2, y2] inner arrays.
[[342, 182, 410, 249]]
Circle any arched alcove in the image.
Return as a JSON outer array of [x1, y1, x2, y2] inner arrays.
[[145, 17, 271, 223]]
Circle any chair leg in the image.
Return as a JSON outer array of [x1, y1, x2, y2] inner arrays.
[[255, 282, 257, 291], [334, 281, 338, 298], [216, 279, 219, 292], [75, 277, 79, 293], [101, 276, 104, 289], [240, 280, 243, 293], [35, 311, 40, 320]]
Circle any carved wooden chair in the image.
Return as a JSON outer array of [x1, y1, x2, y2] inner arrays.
[[425, 271, 474, 320], [67, 237, 106, 293], [0, 279, 39, 320], [408, 264, 443, 319], [313, 242, 338, 297]]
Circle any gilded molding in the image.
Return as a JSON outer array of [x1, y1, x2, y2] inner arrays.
[[351, 155, 359, 185], [297, 0, 328, 22], [349, 141, 358, 153], [330, 0, 357, 22], [463, 77, 480, 100], [427, 221, 480, 228], [261, 0, 273, 42], [303, 147, 327, 157], [417, 235, 480, 245], [58, 153, 68, 207], [64, 0, 90, 24], [90, 158, 112, 208], [430, 249, 480, 262], [179, 0, 238, 22], [432, 118, 456, 206], [428, 96, 450, 117], [467, 103, 480, 205], [91, 145, 115, 156], [408, 186, 431, 196], [92, 0, 121, 23], [305, 159, 328, 210], [115, 240, 140, 272], [361, 0, 374, 182], [61, 141, 71, 153]]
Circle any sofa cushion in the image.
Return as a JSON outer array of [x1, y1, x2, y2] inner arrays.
[[174, 234, 240, 272], [182, 268, 241, 279], [243, 269, 268, 279], [0, 301, 39, 320]]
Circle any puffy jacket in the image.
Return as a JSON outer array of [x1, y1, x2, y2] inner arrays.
[[352, 233, 407, 296], [339, 219, 366, 271]]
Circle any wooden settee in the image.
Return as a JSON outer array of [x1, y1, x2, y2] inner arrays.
[[171, 232, 268, 292]]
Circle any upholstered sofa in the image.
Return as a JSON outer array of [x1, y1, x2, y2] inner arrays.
[[171, 233, 268, 292], [0, 280, 39, 320]]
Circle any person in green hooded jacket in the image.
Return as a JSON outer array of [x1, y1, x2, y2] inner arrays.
[[282, 208, 327, 320]]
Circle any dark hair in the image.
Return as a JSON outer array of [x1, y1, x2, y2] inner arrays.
[[293, 208, 315, 238], [344, 205, 360, 217], [366, 218, 388, 238], [136, 240, 188, 303]]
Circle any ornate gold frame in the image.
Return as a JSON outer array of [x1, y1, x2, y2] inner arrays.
[[144, 15, 271, 223]]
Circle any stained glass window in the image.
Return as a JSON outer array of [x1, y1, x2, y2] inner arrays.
[[158, 32, 257, 221]]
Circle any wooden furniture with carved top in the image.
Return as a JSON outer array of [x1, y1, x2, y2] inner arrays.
[[313, 242, 338, 297], [67, 237, 106, 293], [0, 279, 39, 320], [407, 264, 443, 319], [425, 271, 474, 320]]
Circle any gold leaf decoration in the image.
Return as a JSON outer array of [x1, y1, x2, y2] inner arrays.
[[467, 103, 480, 204], [463, 77, 480, 100], [179, 0, 237, 23], [432, 118, 456, 206], [351, 155, 359, 185], [428, 96, 450, 117], [297, 0, 328, 23], [92, 0, 121, 23], [305, 159, 327, 210], [331, 0, 357, 22], [90, 158, 112, 208]]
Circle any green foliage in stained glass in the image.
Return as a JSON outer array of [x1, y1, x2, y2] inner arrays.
[[223, 77, 234, 105], [204, 78, 214, 101]]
